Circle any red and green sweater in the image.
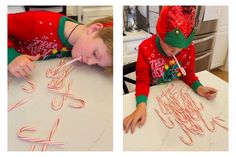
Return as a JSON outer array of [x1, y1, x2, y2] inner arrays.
[[135, 35, 203, 105], [8, 11, 78, 64]]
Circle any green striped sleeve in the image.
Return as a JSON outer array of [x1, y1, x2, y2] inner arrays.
[[191, 80, 203, 92], [136, 95, 147, 107]]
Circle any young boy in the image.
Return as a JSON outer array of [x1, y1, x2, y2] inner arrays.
[[123, 6, 217, 134], [8, 10, 113, 78]]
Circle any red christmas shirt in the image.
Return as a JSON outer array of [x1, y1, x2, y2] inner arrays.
[[8, 11, 76, 64], [135, 35, 203, 105]]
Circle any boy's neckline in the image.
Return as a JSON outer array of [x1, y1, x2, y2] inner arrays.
[[58, 16, 80, 49], [155, 36, 181, 58]]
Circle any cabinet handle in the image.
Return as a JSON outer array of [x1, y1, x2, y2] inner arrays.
[[81, 15, 83, 21], [193, 34, 215, 44], [196, 51, 212, 61]]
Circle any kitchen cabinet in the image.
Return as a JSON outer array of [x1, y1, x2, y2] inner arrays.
[[77, 6, 112, 24], [123, 30, 151, 65]]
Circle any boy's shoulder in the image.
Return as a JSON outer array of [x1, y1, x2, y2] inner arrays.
[[182, 42, 195, 54], [139, 34, 157, 49], [8, 10, 64, 21], [138, 35, 158, 59]]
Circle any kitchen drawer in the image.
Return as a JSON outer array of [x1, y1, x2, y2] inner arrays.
[[193, 33, 215, 53], [78, 6, 113, 24], [123, 30, 151, 65], [195, 20, 218, 35], [195, 50, 213, 72]]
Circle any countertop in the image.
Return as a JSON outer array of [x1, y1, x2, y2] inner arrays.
[[8, 58, 113, 151], [123, 70, 228, 151], [123, 30, 152, 42]]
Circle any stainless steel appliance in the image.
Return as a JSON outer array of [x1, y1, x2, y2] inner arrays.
[[193, 6, 218, 72]]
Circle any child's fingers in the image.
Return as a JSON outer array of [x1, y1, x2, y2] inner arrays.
[[131, 118, 139, 134], [123, 119, 126, 130], [125, 122, 132, 133], [17, 69, 27, 77], [27, 62, 36, 71], [15, 72, 22, 78], [28, 54, 41, 61], [12, 71, 21, 78], [206, 87, 217, 93], [140, 115, 146, 127], [206, 92, 217, 100], [208, 90, 217, 95], [206, 88, 217, 99], [23, 66, 32, 75], [123, 117, 129, 130], [210, 87, 217, 93], [124, 117, 132, 133]]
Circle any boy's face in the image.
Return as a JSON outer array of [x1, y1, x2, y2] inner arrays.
[[71, 24, 112, 67], [159, 38, 183, 56]]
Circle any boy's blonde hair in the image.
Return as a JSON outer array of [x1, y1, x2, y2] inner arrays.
[[87, 16, 113, 73]]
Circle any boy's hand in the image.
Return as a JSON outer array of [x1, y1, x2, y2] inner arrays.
[[8, 54, 40, 78], [196, 86, 217, 100], [123, 103, 147, 134]]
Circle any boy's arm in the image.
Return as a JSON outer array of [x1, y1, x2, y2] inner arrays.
[[8, 12, 43, 64], [8, 13, 34, 64], [124, 42, 150, 134], [180, 44, 203, 92], [135, 44, 151, 106], [8, 13, 23, 64]]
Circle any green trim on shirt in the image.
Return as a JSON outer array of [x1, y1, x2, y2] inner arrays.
[[191, 80, 203, 92], [8, 47, 21, 64], [136, 95, 147, 106], [58, 16, 79, 49], [156, 36, 168, 57]]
